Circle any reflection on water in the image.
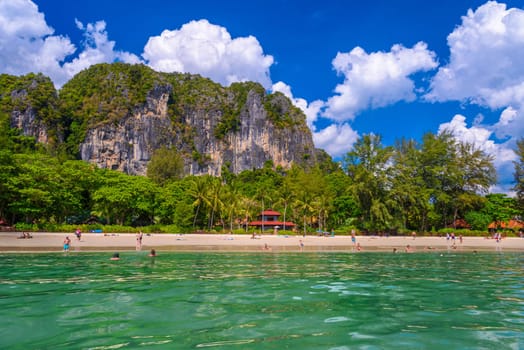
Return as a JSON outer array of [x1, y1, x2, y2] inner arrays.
[[0, 252, 523, 349]]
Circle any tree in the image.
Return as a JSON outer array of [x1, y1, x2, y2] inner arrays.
[[146, 147, 185, 185], [514, 138, 524, 213], [343, 134, 394, 232], [276, 180, 295, 231], [418, 132, 495, 229], [390, 138, 431, 231], [187, 175, 211, 229]]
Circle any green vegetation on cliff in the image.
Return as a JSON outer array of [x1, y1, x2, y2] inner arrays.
[[53, 63, 310, 157], [59, 63, 161, 155], [0, 73, 61, 152]]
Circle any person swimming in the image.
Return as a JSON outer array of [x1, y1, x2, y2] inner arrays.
[[110, 252, 120, 260], [149, 249, 157, 257]]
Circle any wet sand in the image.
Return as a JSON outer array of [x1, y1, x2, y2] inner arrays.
[[1, 232, 523, 253]]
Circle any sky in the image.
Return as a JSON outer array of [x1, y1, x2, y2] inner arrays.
[[1, 0, 523, 194]]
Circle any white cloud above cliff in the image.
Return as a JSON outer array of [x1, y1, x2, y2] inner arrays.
[[143, 19, 274, 88], [0, 0, 139, 87], [0, 0, 75, 86]]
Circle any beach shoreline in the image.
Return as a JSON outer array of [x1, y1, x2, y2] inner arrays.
[[1, 232, 523, 253]]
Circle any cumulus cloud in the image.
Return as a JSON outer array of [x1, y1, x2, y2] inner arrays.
[[0, 0, 139, 87], [143, 19, 274, 88], [428, 1, 524, 109], [61, 20, 141, 84], [0, 0, 75, 85], [323, 42, 438, 121], [438, 114, 498, 155], [313, 123, 359, 157], [429, 1, 524, 194]]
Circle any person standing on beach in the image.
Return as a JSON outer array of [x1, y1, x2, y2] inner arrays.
[[351, 230, 357, 247], [299, 240, 304, 251], [63, 236, 71, 252], [75, 228, 82, 241], [136, 231, 143, 250]]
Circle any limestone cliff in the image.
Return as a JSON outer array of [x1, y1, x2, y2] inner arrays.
[[1, 73, 60, 146], [3, 64, 319, 176]]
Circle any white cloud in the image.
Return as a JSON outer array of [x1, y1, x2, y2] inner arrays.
[[493, 106, 524, 140], [438, 114, 498, 155], [61, 20, 141, 85], [143, 19, 274, 88], [429, 1, 524, 195], [428, 1, 524, 109], [0, 0, 75, 85], [313, 123, 359, 157], [324, 42, 437, 121], [0, 0, 139, 88]]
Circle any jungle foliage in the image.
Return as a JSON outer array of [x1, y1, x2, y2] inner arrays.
[[0, 113, 521, 235], [0, 65, 522, 234]]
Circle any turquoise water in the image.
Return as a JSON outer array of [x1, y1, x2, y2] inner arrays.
[[0, 252, 522, 349]]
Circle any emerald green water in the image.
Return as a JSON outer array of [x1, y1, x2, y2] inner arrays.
[[0, 252, 522, 349]]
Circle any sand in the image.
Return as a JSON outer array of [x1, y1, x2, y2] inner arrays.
[[1, 232, 523, 253]]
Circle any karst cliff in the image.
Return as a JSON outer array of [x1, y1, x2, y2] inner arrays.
[[1, 63, 321, 176]]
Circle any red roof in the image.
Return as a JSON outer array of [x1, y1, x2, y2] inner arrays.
[[488, 219, 524, 229]]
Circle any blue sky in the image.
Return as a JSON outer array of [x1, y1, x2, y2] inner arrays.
[[1, 0, 523, 194]]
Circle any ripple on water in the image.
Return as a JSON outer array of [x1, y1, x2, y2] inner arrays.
[[324, 316, 350, 323], [0, 252, 522, 349]]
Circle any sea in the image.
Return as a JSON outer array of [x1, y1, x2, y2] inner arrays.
[[0, 251, 522, 349]]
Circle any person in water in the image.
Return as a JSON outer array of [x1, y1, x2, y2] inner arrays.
[[110, 252, 120, 260], [149, 249, 157, 257]]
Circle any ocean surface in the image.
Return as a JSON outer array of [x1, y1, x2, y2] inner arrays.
[[0, 251, 522, 349]]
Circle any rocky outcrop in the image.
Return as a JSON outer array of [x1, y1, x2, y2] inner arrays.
[[80, 85, 316, 176], [3, 64, 319, 177], [3, 74, 58, 145], [80, 85, 175, 174], [10, 106, 49, 144]]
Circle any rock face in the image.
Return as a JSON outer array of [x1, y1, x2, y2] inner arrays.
[[80, 85, 174, 175], [3, 64, 319, 176], [10, 106, 50, 144], [80, 85, 317, 176], [3, 73, 59, 145]]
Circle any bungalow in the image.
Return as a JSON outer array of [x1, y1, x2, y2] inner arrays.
[[248, 209, 296, 231], [488, 219, 524, 231], [447, 218, 471, 229]]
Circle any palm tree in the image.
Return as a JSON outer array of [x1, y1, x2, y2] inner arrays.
[[207, 177, 224, 231], [187, 176, 210, 229], [294, 190, 314, 236], [276, 182, 294, 231]]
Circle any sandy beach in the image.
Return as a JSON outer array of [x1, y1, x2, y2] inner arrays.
[[1, 232, 523, 253]]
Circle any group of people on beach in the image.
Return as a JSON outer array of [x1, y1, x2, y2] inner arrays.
[[17, 232, 33, 239]]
